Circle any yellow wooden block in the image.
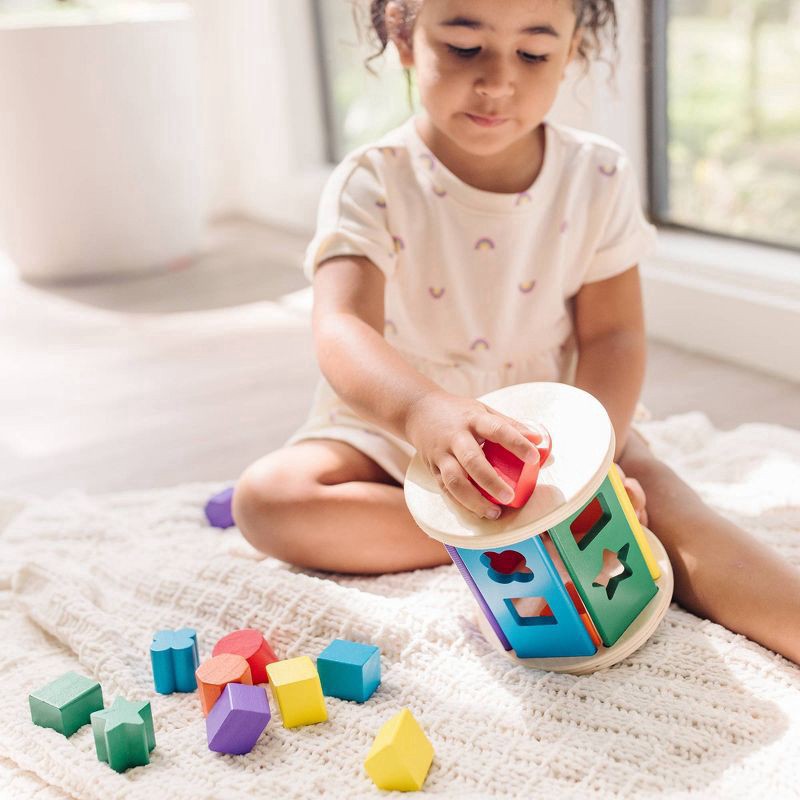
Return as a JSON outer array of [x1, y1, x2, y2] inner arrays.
[[608, 462, 661, 580], [364, 708, 434, 792], [265, 656, 327, 728]]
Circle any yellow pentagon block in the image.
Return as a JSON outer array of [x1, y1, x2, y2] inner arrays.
[[364, 708, 434, 792], [266, 656, 327, 728]]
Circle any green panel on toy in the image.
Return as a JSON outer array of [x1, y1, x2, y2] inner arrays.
[[317, 639, 381, 702], [456, 537, 597, 658], [91, 697, 156, 772], [548, 475, 658, 646], [29, 671, 104, 737]]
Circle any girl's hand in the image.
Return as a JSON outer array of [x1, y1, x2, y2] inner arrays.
[[616, 464, 648, 527], [405, 390, 542, 520]]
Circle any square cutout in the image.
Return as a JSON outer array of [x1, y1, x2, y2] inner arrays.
[[505, 597, 558, 626]]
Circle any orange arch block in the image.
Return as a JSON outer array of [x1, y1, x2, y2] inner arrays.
[[195, 653, 252, 716], [212, 629, 277, 684]]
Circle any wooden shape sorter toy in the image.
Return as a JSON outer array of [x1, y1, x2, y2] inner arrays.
[[266, 656, 328, 728], [364, 708, 434, 792], [29, 671, 104, 737], [90, 697, 156, 772], [150, 627, 200, 694], [404, 382, 674, 674], [212, 628, 278, 685]]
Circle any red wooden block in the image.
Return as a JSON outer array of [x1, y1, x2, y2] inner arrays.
[[472, 426, 552, 509], [212, 629, 278, 684]]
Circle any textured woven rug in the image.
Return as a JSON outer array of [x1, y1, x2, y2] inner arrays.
[[1, 412, 799, 799]]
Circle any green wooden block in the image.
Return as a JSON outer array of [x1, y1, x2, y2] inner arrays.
[[29, 671, 104, 737], [548, 475, 658, 646], [91, 697, 156, 772]]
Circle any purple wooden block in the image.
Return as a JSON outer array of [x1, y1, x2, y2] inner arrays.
[[205, 487, 235, 529], [206, 683, 271, 755]]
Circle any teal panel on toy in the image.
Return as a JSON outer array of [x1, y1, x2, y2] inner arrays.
[[456, 537, 597, 658], [91, 697, 156, 772], [317, 639, 381, 702], [548, 475, 658, 647], [150, 628, 199, 694], [29, 671, 104, 737]]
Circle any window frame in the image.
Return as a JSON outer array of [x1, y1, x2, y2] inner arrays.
[[311, 0, 341, 165], [644, 0, 799, 255]]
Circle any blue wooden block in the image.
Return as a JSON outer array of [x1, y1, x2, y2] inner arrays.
[[456, 536, 597, 659], [150, 628, 199, 694], [317, 639, 381, 702]]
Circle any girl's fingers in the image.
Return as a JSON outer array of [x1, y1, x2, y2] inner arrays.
[[435, 454, 503, 519], [472, 414, 540, 464], [622, 475, 648, 526], [451, 433, 515, 507]]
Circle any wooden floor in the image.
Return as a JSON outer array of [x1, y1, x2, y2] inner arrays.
[[3, 217, 799, 496]]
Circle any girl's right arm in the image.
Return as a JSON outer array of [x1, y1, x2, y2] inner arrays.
[[312, 255, 542, 519]]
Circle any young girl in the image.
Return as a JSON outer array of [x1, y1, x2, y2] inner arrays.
[[233, 0, 800, 665]]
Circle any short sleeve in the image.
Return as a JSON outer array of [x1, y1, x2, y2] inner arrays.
[[303, 153, 397, 283], [583, 153, 659, 284]]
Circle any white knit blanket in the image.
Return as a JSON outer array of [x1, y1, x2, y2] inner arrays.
[[2, 412, 799, 799]]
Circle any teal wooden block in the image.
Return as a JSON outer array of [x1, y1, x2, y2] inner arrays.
[[91, 697, 156, 773], [317, 639, 381, 702], [150, 628, 199, 694], [29, 671, 104, 737]]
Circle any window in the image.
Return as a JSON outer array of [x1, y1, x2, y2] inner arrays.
[[647, 0, 800, 251], [313, 0, 418, 163]]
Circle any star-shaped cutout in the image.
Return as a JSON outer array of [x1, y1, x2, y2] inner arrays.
[[592, 543, 632, 600], [91, 697, 155, 772]]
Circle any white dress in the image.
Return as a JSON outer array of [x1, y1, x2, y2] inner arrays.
[[284, 115, 658, 484]]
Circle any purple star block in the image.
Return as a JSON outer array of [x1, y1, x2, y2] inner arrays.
[[206, 683, 271, 755], [205, 487, 235, 529]]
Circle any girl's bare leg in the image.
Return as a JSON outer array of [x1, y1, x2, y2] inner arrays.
[[233, 439, 450, 574], [620, 430, 800, 665]]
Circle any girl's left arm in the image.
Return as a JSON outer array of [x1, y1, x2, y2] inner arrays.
[[572, 265, 646, 459]]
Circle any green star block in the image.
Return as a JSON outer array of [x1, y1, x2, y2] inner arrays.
[[90, 697, 156, 773], [29, 671, 104, 737]]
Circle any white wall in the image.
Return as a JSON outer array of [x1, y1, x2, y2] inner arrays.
[[183, 0, 328, 226]]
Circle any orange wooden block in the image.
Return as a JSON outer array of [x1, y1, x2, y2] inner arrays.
[[212, 629, 278, 684], [195, 653, 252, 716]]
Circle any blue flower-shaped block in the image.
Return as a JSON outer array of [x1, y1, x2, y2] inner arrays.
[[317, 639, 381, 703], [150, 628, 199, 694]]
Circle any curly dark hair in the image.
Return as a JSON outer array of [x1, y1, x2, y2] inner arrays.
[[353, 0, 619, 79]]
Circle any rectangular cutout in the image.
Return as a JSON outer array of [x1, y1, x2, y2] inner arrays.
[[570, 494, 611, 551]]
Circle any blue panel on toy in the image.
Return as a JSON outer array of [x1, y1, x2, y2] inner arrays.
[[317, 639, 381, 703], [548, 475, 658, 647], [456, 538, 597, 659], [150, 628, 200, 694]]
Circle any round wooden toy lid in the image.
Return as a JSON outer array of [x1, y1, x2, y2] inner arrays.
[[403, 382, 615, 550]]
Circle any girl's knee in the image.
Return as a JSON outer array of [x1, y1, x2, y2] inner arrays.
[[618, 429, 659, 479], [232, 458, 318, 557]]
